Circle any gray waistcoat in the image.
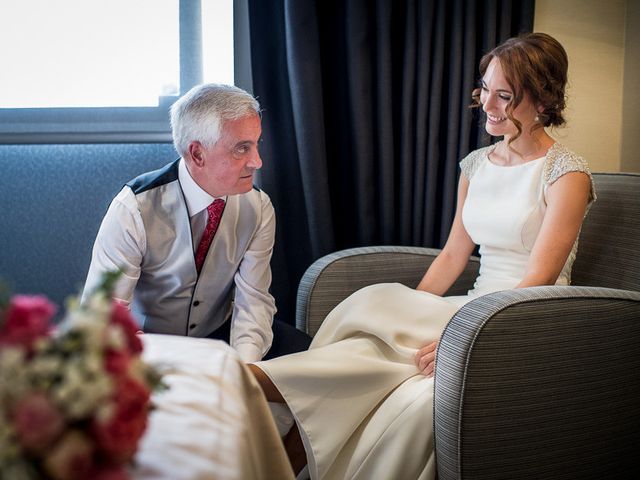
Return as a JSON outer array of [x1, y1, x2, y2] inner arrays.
[[127, 160, 262, 336]]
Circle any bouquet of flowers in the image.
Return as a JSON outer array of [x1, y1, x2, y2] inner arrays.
[[0, 273, 164, 480]]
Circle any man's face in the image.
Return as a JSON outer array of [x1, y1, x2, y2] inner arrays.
[[188, 113, 263, 197]]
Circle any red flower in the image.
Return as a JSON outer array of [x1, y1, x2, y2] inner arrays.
[[92, 376, 151, 463], [109, 302, 143, 354], [104, 349, 132, 377], [90, 465, 130, 480], [0, 294, 56, 350], [13, 392, 65, 451]]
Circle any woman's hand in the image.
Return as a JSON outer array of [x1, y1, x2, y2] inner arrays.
[[415, 340, 439, 377]]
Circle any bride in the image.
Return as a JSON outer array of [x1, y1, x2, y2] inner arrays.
[[250, 32, 595, 480]]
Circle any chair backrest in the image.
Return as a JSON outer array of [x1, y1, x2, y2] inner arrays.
[[571, 172, 640, 291]]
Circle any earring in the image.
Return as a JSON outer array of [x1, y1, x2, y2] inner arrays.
[[535, 114, 540, 123]]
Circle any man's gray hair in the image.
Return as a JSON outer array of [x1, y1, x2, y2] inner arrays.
[[170, 83, 260, 158]]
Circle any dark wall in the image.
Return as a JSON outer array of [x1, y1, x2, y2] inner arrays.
[[0, 144, 176, 309]]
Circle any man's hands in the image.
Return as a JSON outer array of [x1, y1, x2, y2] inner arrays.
[[414, 340, 439, 377]]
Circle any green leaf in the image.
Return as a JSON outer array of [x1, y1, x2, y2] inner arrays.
[[97, 269, 123, 298]]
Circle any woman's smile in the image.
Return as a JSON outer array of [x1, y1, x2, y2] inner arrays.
[[486, 113, 507, 124]]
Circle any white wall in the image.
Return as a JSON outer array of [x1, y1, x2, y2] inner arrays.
[[534, 0, 630, 172], [621, 0, 640, 172]]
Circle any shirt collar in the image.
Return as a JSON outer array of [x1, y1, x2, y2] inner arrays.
[[178, 158, 225, 217]]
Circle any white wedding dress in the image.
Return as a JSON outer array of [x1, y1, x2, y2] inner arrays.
[[255, 143, 594, 480]]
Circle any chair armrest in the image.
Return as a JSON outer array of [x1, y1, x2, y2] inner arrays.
[[434, 286, 640, 480], [296, 246, 480, 336]]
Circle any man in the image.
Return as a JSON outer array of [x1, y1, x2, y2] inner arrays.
[[83, 83, 310, 362]]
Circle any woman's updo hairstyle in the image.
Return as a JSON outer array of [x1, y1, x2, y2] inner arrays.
[[471, 32, 569, 141]]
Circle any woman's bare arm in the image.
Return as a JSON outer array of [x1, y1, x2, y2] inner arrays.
[[516, 171, 591, 288], [417, 175, 476, 296]]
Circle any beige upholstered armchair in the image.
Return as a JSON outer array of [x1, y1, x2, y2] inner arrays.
[[295, 172, 640, 479]]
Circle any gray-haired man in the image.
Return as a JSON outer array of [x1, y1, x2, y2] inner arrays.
[[83, 83, 310, 361]]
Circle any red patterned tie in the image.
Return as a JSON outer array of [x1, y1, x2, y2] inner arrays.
[[194, 199, 225, 274]]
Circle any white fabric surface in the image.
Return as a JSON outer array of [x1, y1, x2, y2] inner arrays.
[[132, 334, 293, 480], [255, 144, 594, 480]]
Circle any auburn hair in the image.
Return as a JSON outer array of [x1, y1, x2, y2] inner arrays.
[[471, 32, 568, 144]]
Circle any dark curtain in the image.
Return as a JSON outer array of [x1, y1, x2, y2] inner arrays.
[[241, 0, 534, 325]]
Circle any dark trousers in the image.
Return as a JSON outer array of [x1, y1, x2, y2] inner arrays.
[[207, 318, 312, 360]]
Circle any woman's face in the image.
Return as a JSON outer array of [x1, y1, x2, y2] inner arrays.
[[479, 57, 540, 139]]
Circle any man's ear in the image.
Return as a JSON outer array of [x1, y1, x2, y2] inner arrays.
[[188, 141, 205, 167]]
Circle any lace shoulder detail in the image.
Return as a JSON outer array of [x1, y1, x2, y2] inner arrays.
[[543, 143, 597, 203], [460, 145, 493, 180]]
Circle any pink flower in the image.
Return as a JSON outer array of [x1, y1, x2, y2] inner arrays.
[[109, 302, 143, 354], [0, 284, 162, 479], [43, 430, 94, 480], [13, 392, 65, 451], [92, 376, 151, 463], [0, 294, 56, 350]]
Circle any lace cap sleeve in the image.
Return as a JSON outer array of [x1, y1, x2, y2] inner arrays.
[[543, 143, 597, 203], [460, 145, 492, 180]]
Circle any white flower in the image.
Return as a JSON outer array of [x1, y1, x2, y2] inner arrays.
[[52, 355, 113, 420], [0, 347, 29, 406], [23, 353, 63, 392], [85, 291, 113, 319], [105, 323, 127, 351], [0, 278, 164, 478], [60, 313, 108, 351], [0, 346, 27, 373], [0, 416, 20, 462]]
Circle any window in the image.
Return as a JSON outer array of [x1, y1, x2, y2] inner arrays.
[[0, 0, 234, 143]]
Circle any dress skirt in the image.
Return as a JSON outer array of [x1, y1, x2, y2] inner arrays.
[[255, 283, 469, 480]]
